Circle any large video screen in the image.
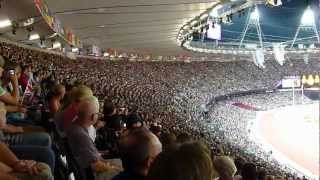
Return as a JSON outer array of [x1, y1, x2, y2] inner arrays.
[[281, 76, 301, 88]]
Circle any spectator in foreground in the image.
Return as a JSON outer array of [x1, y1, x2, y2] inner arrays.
[[159, 132, 176, 151], [213, 156, 237, 180], [242, 163, 258, 180], [125, 112, 144, 129], [112, 127, 162, 180], [66, 96, 120, 180], [147, 141, 219, 180], [62, 85, 93, 131], [0, 141, 53, 180]]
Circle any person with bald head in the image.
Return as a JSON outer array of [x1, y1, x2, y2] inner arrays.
[[66, 96, 120, 180], [112, 127, 162, 180]]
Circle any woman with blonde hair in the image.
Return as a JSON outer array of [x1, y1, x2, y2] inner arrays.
[[147, 141, 220, 180], [63, 85, 93, 127]]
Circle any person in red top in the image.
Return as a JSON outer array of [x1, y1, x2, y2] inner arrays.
[[18, 65, 30, 92]]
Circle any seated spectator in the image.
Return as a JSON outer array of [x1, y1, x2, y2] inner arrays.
[[66, 96, 120, 180], [125, 112, 143, 129], [0, 58, 50, 147], [149, 123, 161, 138], [2, 61, 22, 93], [0, 56, 21, 107], [95, 114, 122, 154], [159, 132, 176, 151], [62, 85, 93, 131], [112, 127, 162, 180], [19, 65, 30, 92], [0, 142, 53, 180], [103, 101, 123, 131], [257, 168, 267, 180], [176, 132, 192, 144], [213, 156, 237, 180], [0, 101, 55, 172], [241, 163, 258, 180], [48, 84, 65, 114], [147, 141, 219, 180], [234, 157, 246, 180], [265, 175, 275, 180]]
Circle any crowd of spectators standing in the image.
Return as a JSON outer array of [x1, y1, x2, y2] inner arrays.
[[0, 39, 319, 180]]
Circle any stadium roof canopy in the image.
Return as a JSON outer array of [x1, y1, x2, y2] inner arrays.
[[0, 0, 319, 56], [203, 0, 320, 46], [45, 0, 219, 55]]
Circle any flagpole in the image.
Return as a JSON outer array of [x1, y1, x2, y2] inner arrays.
[[301, 84, 304, 104], [292, 84, 295, 105]]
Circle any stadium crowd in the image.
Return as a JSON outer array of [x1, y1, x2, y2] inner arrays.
[[0, 40, 319, 180]]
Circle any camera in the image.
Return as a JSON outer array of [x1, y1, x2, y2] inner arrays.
[[8, 70, 15, 75]]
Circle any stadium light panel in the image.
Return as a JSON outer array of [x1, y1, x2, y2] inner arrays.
[[307, 75, 315, 86], [315, 75, 320, 84], [250, 8, 259, 20], [29, 33, 40, 40], [302, 75, 307, 84], [200, 13, 208, 20], [190, 20, 197, 26], [52, 41, 61, 49], [210, 4, 223, 17], [71, 47, 79, 52], [301, 7, 315, 26], [0, 19, 12, 28]]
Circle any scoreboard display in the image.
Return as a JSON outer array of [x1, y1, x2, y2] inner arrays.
[[281, 76, 301, 88]]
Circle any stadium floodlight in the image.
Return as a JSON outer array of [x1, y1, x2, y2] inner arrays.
[[307, 75, 315, 86], [0, 19, 12, 28], [250, 8, 259, 20], [301, 7, 315, 26], [29, 33, 40, 40], [200, 13, 208, 20], [302, 75, 307, 84], [190, 20, 197, 26], [183, 25, 189, 29], [71, 47, 79, 52], [210, 4, 223, 18], [52, 41, 61, 49], [315, 75, 320, 84]]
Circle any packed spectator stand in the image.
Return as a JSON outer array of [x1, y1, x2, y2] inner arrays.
[[0, 39, 319, 180]]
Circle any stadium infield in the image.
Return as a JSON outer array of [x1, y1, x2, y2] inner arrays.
[[252, 103, 319, 179]]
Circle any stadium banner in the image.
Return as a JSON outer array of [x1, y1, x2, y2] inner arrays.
[[273, 43, 286, 65], [207, 21, 221, 40], [92, 45, 101, 56], [281, 76, 301, 88], [34, 0, 54, 28], [34, 0, 80, 47], [52, 17, 64, 35]]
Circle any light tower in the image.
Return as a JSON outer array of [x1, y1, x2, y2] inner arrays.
[[290, 6, 320, 48], [239, 5, 264, 49]]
